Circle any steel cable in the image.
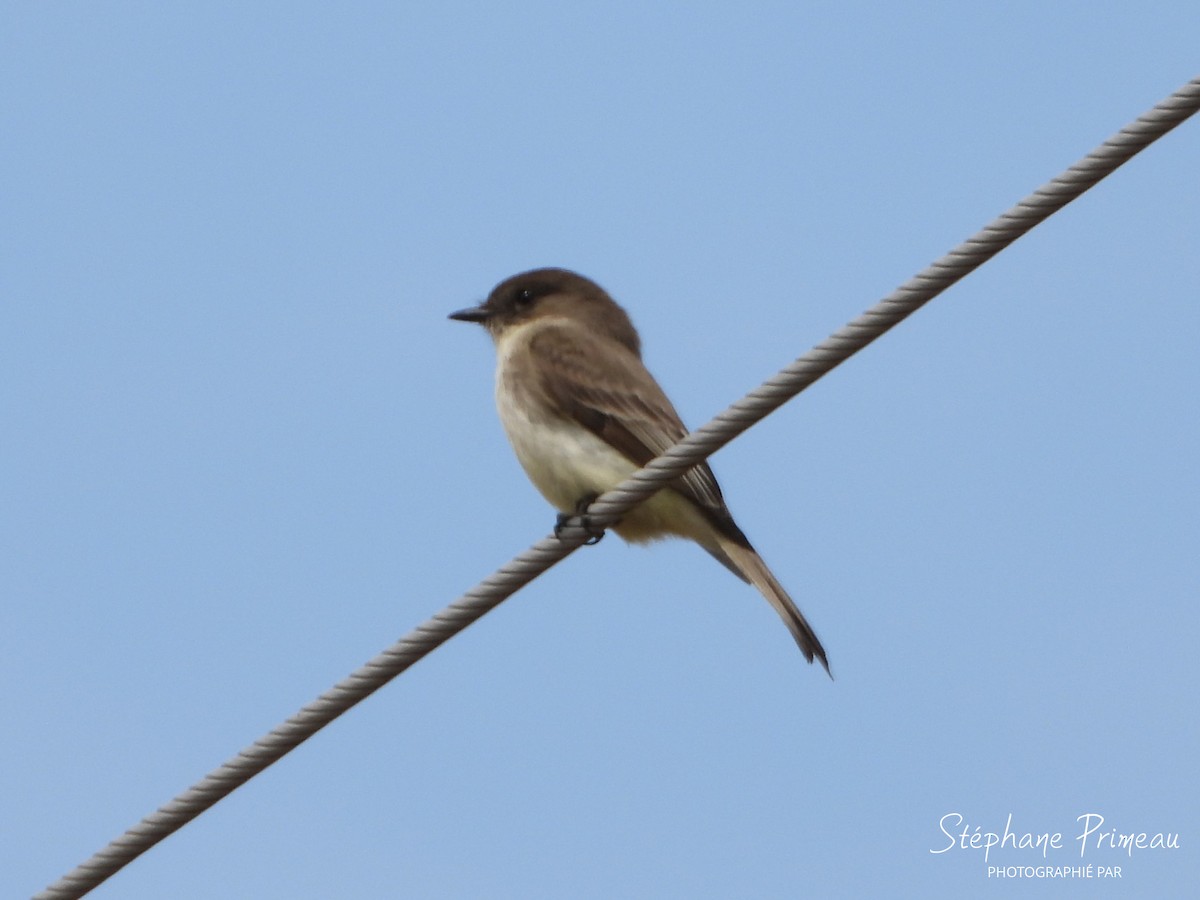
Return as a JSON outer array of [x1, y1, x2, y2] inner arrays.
[[35, 73, 1200, 899]]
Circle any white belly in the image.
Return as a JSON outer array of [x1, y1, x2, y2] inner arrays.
[[490, 318, 715, 547], [496, 381, 635, 513]]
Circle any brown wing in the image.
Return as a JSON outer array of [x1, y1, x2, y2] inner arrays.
[[528, 324, 752, 549]]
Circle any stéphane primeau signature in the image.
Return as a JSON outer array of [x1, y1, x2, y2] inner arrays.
[[931, 812, 1180, 863]]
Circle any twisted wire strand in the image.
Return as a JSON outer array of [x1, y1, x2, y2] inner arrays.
[[36, 74, 1200, 900]]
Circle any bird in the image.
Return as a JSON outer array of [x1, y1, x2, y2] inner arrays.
[[450, 268, 829, 674]]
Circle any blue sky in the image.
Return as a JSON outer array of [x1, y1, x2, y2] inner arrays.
[[3, 3, 1197, 897]]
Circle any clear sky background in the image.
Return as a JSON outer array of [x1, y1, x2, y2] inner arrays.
[[3, 4, 1197, 898]]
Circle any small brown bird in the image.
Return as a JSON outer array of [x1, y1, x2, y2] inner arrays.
[[451, 268, 829, 674]]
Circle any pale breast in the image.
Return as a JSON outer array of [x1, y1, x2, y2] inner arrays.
[[493, 319, 637, 513]]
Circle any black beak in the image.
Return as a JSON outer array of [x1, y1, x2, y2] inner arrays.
[[448, 304, 491, 324]]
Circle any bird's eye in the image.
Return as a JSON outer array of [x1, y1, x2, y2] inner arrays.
[[514, 288, 536, 306]]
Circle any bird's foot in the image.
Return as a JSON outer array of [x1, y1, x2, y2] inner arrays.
[[554, 494, 606, 545]]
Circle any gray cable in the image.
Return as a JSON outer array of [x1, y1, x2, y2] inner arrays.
[[36, 74, 1200, 900]]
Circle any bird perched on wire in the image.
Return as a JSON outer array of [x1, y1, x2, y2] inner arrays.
[[450, 268, 829, 675]]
